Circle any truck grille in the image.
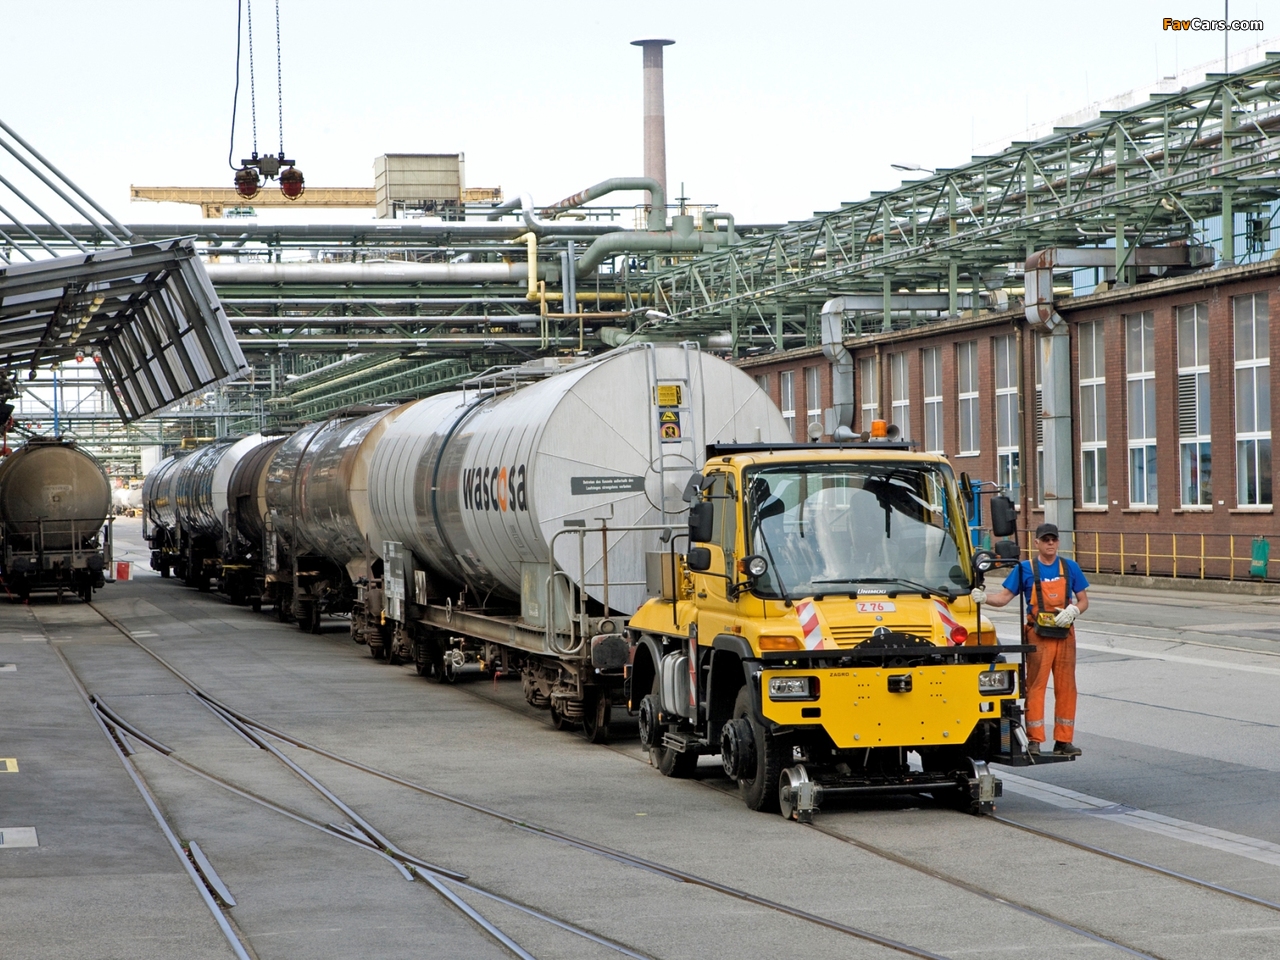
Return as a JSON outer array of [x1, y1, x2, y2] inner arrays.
[[827, 622, 934, 647]]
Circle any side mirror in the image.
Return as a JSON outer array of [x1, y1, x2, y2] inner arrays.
[[994, 539, 1021, 560], [990, 495, 1017, 537], [686, 546, 712, 571], [688, 501, 714, 543]]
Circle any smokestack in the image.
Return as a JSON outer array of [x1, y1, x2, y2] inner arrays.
[[630, 39, 674, 211]]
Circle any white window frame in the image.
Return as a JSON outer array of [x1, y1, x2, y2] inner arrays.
[[805, 366, 822, 437], [923, 346, 943, 454], [1177, 303, 1212, 507], [780, 370, 796, 440], [957, 340, 979, 455], [1034, 334, 1044, 507], [858, 355, 879, 429], [1079, 320, 1108, 506], [1234, 292, 1271, 506], [1126, 311, 1158, 506], [994, 334, 1019, 498], [890, 352, 910, 439]]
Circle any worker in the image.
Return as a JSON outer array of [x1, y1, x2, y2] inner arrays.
[[971, 522, 1089, 757]]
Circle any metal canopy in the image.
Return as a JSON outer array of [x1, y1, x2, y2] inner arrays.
[[0, 237, 249, 421]]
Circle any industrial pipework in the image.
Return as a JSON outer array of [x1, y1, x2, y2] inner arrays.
[[541, 178, 667, 232], [820, 298, 855, 440], [574, 214, 734, 280]]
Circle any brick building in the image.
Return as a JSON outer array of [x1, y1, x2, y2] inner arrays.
[[738, 260, 1280, 580]]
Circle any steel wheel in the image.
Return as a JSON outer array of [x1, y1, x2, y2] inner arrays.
[[582, 692, 612, 744]]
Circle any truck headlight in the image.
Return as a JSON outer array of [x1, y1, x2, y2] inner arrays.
[[768, 676, 819, 700], [978, 669, 1015, 695]]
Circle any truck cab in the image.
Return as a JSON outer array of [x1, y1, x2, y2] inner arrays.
[[626, 439, 1036, 820]]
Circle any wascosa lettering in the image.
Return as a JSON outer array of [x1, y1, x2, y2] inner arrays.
[[462, 464, 528, 512]]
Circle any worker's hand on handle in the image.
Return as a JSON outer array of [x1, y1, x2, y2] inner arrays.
[[969, 587, 987, 605], [1054, 603, 1080, 627]]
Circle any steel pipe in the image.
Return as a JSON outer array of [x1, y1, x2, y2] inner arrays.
[[205, 261, 549, 285], [543, 178, 667, 232]]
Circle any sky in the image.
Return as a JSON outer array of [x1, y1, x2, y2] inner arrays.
[[1, 0, 1273, 228]]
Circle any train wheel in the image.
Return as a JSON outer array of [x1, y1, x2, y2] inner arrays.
[[275, 598, 289, 623], [732, 687, 782, 812], [648, 676, 697, 778], [549, 703, 573, 731], [308, 603, 322, 635], [250, 597, 262, 613], [582, 692, 612, 744]]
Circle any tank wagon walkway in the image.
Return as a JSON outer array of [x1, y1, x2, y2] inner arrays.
[[4, 535, 1280, 959]]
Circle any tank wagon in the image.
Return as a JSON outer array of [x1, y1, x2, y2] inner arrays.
[[0, 438, 112, 602]]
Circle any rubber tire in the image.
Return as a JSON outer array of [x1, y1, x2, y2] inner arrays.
[[159, 566, 171, 579], [582, 693, 611, 744], [732, 686, 782, 812], [308, 603, 322, 635], [250, 597, 261, 613], [649, 675, 697, 778]]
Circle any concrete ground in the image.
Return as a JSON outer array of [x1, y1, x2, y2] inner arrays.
[[2, 518, 1279, 958]]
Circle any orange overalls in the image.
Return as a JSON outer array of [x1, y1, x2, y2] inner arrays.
[[1023, 560, 1078, 745]]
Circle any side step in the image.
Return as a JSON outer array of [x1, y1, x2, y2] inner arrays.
[[661, 731, 709, 755]]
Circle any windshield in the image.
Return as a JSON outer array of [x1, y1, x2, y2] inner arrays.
[[744, 461, 970, 600]]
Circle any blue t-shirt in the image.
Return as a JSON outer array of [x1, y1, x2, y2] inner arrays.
[[1001, 558, 1089, 606]]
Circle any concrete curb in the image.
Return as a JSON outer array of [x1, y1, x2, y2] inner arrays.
[[1086, 571, 1280, 597]]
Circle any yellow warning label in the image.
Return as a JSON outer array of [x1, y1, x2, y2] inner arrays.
[[660, 423, 682, 441], [654, 385, 682, 407], [0, 759, 17, 773], [659, 410, 679, 423]]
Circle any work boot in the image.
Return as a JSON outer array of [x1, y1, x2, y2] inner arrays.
[[1026, 741, 1041, 756], [1053, 741, 1082, 757]]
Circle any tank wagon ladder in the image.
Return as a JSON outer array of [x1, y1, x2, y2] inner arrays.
[[643, 340, 706, 522]]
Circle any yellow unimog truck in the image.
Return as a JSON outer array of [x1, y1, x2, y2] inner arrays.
[[626, 435, 1052, 821]]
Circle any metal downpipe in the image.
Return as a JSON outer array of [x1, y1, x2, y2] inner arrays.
[[820, 298, 855, 439]]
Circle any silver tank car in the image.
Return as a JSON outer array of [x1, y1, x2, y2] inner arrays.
[[0, 437, 112, 601], [281, 404, 411, 579], [368, 343, 789, 615], [142, 452, 187, 533]]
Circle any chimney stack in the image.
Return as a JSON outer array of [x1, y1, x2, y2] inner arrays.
[[631, 39, 674, 211]]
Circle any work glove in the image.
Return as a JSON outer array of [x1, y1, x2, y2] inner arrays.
[[1053, 603, 1080, 627], [969, 587, 987, 605]]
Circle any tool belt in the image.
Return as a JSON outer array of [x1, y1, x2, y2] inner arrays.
[[1027, 558, 1071, 639]]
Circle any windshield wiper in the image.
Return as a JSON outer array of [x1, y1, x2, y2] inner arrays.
[[813, 577, 957, 601]]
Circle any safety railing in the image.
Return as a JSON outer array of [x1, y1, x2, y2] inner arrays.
[[545, 521, 679, 656], [1008, 528, 1279, 582]]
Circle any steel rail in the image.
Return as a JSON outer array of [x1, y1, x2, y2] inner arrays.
[[806, 820, 1167, 960], [44, 642, 255, 960], [85, 601, 956, 960], [993, 815, 1280, 914]]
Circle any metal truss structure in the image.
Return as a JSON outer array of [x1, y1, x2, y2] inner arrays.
[[634, 53, 1280, 348]]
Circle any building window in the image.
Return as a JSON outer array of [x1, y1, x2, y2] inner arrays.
[[1234, 292, 1271, 506], [890, 352, 910, 439], [780, 370, 795, 439], [957, 340, 979, 455], [805, 366, 822, 438], [923, 346, 943, 453], [755, 374, 769, 394], [1034, 335, 1044, 506], [1178, 303, 1211, 506], [858, 355, 879, 429], [1126, 311, 1157, 506], [994, 335, 1019, 499], [1079, 320, 1108, 506]]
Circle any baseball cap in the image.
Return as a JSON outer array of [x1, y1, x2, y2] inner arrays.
[[1034, 522, 1059, 540]]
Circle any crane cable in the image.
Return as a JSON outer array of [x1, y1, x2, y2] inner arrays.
[[228, 0, 285, 169], [275, 0, 285, 158]]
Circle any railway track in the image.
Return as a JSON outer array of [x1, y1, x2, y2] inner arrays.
[[41, 591, 1280, 960]]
